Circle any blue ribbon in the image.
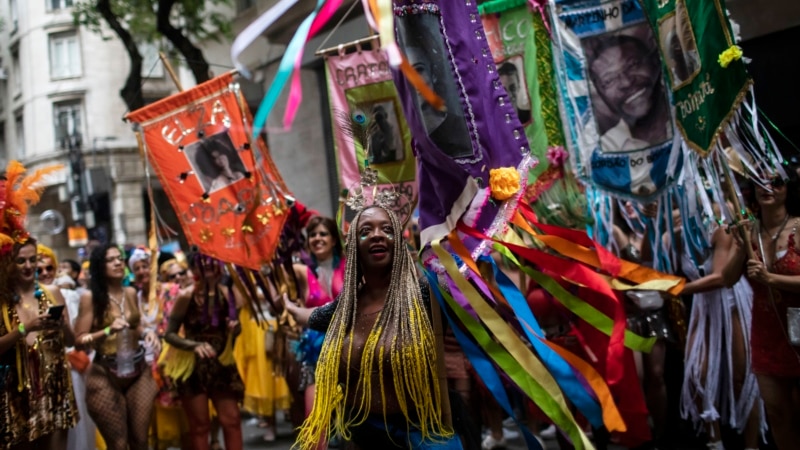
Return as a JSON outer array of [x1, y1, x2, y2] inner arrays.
[[423, 270, 544, 450], [250, 0, 325, 139], [480, 256, 604, 429]]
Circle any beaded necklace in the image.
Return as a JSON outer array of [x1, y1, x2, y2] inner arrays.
[[1, 282, 50, 392]]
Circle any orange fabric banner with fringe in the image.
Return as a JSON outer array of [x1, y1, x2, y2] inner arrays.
[[126, 73, 291, 269]]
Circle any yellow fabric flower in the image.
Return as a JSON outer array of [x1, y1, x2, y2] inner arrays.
[[489, 167, 521, 201], [718, 45, 743, 68]]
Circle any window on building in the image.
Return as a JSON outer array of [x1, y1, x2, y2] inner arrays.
[[9, 0, 19, 33], [48, 0, 74, 10], [53, 100, 83, 149], [140, 42, 165, 78], [11, 50, 21, 96], [49, 31, 82, 79], [237, 0, 255, 13], [0, 122, 6, 159], [14, 114, 24, 158]]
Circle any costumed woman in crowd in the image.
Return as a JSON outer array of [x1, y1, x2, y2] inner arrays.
[[285, 205, 460, 449], [74, 243, 160, 450], [38, 243, 97, 450], [126, 249, 192, 450], [292, 216, 345, 421], [163, 254, 245, 450], [154, 256, 194, 450], [233, 264, 292, 443], [678, 201, 763, 450], [0, 164, 78, 450], [727, 172, 800, 450]]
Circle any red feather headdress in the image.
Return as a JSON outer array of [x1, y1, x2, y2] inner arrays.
[[0, 161, 64, 255]]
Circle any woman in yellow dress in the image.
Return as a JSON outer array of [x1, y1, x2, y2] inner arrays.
[[233, 270, 292, 442]]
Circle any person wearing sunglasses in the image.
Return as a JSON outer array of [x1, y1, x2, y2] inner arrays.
[[36, 243, 59, 285], [727, 172, 800, 450], [36, 243, 99, 450]]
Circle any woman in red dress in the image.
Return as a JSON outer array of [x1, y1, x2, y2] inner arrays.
[[728, 173, 800, 450]]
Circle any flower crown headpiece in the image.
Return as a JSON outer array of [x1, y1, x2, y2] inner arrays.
[[343, 165, 412, 227], [0, 161, 63, 256]]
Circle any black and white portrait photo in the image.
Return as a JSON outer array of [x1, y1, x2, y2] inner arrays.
[[396, 12, 473, 159], [497, 56, 532, 125], [583, 24, 673, 153], [658, 0, 701, 88], [366, 101, 404, 164], [185, 131, 248, 193]]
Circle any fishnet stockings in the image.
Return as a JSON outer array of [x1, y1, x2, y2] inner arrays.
[[85, 364, 158, 450]]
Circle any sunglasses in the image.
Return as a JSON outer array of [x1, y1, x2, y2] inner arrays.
[[169, 270, 188, 280], [769, 175, 786, 188], [37, 265, 55, 275]]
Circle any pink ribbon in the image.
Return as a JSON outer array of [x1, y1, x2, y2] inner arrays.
[[283, 0, 343, 129]]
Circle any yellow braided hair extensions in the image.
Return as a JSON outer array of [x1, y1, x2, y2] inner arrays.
[[294, 206, 450, 449]]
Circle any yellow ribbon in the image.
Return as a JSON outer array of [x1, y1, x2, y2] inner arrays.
[[432, 238, 594, 450]]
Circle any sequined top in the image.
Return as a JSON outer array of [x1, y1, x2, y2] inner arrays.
[[751, 220, 800, 376], [94, 289, 141, 357], [0, 290, 78, 448]]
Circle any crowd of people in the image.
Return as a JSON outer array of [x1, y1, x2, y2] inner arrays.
[[1, 161, 799, 450]]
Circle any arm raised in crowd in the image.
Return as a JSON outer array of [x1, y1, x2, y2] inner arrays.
[[682, 227, 740, 296]]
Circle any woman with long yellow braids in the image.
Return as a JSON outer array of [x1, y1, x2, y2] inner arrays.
[[285, 205, 461, 449]]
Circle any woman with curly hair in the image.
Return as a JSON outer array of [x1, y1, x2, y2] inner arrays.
[[74, 243, 159, 450], [0, 239, 77, 450], [292, 216, 345, 418], [163, 254, 245, 450], [0, 163, 78, 450]]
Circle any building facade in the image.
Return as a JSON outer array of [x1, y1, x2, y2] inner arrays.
[[1, 0, 797, 261], [0, 0, 176, 258]]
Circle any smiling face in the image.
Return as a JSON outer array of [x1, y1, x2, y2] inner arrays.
[[308, 224, 335, 262], [356, 207, 396, 273], [591, 40, 659, 122], [132, 259, 150, 287], [14, 243, 38, 284], [165, 262, 191, 288], [37, 256, 57, 285]]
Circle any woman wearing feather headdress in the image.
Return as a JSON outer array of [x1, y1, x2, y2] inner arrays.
[[0, 161, 79, 450]]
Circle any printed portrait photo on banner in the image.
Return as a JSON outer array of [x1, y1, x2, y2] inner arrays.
[[363, 100, 404, 165], [185, 131, 248, 193], [583, 23, 673, 154], [497, 56, 532, 125], [395, 12, 474, 159], [658, 0, 701, 89]]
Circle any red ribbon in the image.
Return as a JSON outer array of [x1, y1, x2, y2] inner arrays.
[[457, 221, 627, 386]]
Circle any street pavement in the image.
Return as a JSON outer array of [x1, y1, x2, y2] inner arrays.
[[239, 415, 560, 450]]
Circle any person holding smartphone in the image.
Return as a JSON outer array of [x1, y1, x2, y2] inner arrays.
[[1, 237, 78, 450]]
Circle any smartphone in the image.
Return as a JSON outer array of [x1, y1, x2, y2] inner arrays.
[[46, 305, 65, 321]]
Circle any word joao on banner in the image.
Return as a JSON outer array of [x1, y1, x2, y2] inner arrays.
[[127, 73, 292, 269]]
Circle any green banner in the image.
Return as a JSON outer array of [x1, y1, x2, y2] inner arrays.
[[640, 0, 751, 155]]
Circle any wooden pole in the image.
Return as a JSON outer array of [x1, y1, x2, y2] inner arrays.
[[159, 51, 183, 92], [720, 154, 756, 260]]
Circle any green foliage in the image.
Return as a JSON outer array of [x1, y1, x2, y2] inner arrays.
[[72, 0, 234, 46]]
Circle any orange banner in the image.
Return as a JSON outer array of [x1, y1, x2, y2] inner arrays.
[[126, 73, 291, 269]]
